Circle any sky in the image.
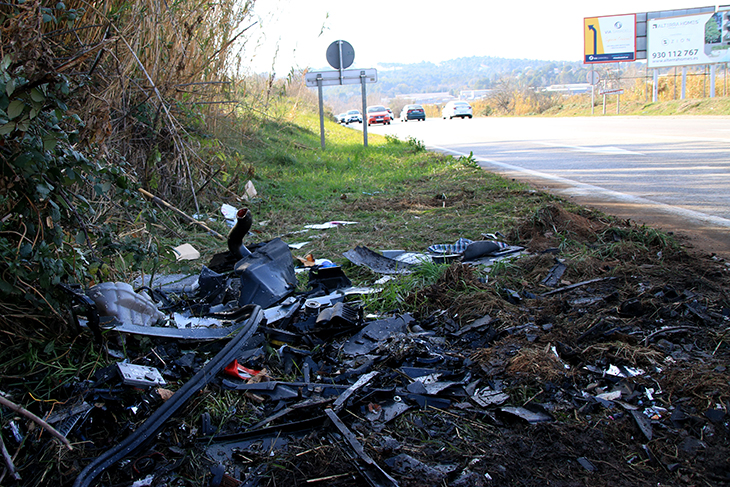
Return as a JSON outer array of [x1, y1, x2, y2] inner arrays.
[[238, 1, 719, 75]]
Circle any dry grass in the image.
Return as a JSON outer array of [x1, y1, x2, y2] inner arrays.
[[1, 0, 259, 207]]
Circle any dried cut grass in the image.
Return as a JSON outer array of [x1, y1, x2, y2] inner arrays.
[[580, 342, 664, 368], [506, 345, 572, 382]]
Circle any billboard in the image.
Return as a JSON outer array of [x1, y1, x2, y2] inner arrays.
[[584, 14, 636, 63], [648, 10, 730, 67]]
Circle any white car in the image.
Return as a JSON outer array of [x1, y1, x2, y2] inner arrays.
[[442, 101, 473, 119]]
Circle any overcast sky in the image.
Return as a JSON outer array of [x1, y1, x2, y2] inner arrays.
[[238, 1, 715, 74]]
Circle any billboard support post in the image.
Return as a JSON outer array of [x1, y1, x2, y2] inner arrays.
[[682, 67, 687, 99], [616, 63, 621, 114], [711, 64, 716, 98], [652, 70, 658, 102], [589, 66, 596, 115]]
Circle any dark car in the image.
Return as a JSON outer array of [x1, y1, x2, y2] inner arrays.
[[366, 105, 391, 126], [400, 104, 425, 122]]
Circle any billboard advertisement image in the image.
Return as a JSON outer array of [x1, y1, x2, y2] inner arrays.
[[584, 14, 636, 63], [648, 10, 730, 67]]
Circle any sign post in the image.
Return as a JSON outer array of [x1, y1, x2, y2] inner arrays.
[[317, 75, 325, 150], [586, 70, 600, 115], [306, 40, 377, 150]]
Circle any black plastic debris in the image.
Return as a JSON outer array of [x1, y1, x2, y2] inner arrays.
[[461, 240, 504, 261], [541, 259, 567, 287], [227, 207, 253, 258], [308, 265, 352, 293], [343, 246, 416, 274], [499, 406, 553, 423], [342, 315, 413, 357], [235, 238, 297, 308], [577, 456, 597, 472], [73, 305, 263, 487], [325, 408, 400, 487]]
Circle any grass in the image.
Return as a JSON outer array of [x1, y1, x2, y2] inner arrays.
[[541, 93, 730, 117], [165, 106, 554, 277]]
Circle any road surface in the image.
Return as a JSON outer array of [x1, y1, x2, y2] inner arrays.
[[363, 116, 730, 258]]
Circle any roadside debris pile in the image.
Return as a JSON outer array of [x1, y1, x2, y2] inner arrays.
[[1, 205, 728, 487]]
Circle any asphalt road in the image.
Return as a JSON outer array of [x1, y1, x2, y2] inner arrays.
[[361, 116, 730, 257]]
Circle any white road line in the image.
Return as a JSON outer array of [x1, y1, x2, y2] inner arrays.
[[534, 141, 644, 155], [431, 145, 730, 229]]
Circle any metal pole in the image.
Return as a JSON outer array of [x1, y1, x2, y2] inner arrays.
[[653, 69, 658, 102], [361, 72, 368, 148], [710, 64, 716, 97], [602, 93, 606, 114], [682, 67, 687, 99], [590, 66, 595, 115], [616, 63, 620, 115], [674, 67, 677, 100], [317, 77, 325, 150], [338, 40, 344, 85]]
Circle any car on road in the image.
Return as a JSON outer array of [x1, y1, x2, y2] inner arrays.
[[366, 105, 391, 126], [442, 100, 473, 119], [338, 113, 347, 124], [400, 104, 426, 122], [345, 109, 362, 124]]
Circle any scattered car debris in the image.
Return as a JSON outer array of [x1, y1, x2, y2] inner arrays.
[[2, 205, 729, 487]]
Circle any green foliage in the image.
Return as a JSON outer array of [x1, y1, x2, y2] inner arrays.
[[457, 151, 479, 168], [362, 261, 449, 313], [406, 136, 426, 152], [0, 50, 155, 316]]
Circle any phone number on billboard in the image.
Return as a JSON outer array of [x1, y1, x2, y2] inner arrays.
[[652, 49, 699, 59]]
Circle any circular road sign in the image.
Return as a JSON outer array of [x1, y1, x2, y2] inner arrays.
[[326, 40, 355, 70], [587, 71, 600, 85]]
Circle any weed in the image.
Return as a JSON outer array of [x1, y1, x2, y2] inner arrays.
[[406, 136, 426, 152], [457, 151, 479, 168], [362, 261, 448, 313]]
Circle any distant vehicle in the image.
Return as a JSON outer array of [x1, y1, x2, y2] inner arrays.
[[345, 109, 362, 124], [338, 112, 347, 124], [442, 100, 473, 119], [400, 104, 426, 122], [366, 105, 391, 126], [386, 108, 395, 121]]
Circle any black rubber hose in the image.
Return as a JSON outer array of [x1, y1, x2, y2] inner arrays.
[[73, 305, 263, 487], [227, 208, 253, 257]]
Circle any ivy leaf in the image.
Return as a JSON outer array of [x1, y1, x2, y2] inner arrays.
[[7, 99, 24, 119], [29, 101, 42, 120], [5, 78, 14, 96], [75, 231, 87, 245], [36, 182, 53, 199], [0, 122, 15, 135], [15, 118, 29, 132], [0, 279, 15, 294], [30, 87, 45, 103], [43, 134, 57, 151]]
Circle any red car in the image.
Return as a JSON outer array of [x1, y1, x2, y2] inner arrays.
[[366, 105, 391, 126]]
